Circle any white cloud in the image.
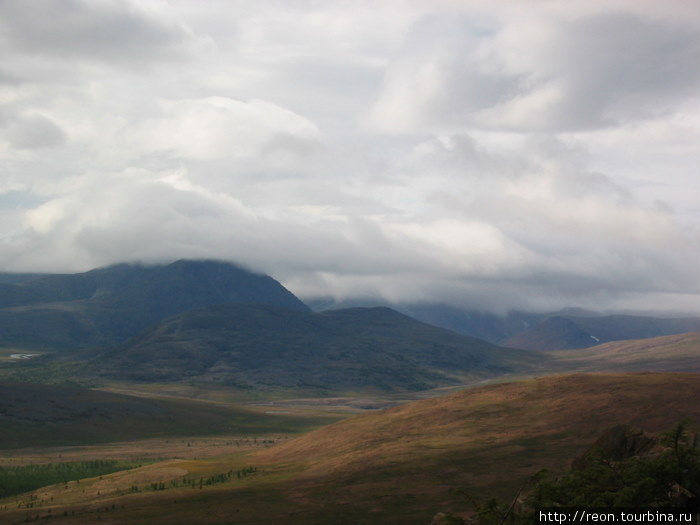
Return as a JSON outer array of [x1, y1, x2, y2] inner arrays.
[[129, 97, 321, 161]]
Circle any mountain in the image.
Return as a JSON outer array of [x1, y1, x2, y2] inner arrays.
[[549, 332, 700, 372], [306, 298, 545, 343], [505, 314, 700, 350], [95, 304, 543, 393], [0, 259, 308, 351], [504, 315, 598, 350], [0, 381, 327, 449]]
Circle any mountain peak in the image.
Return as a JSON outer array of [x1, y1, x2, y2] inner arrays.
[[0, 259, 309, 350]]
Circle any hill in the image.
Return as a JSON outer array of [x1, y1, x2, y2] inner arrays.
[[259, 372, 700, 476], [0, 381, 331, 449], [504, 314, 700, 350], [548, 332, 700, 372], [252, 373, 700, 521], [0, 259, 308, 351], [94, 304, 544, 393]]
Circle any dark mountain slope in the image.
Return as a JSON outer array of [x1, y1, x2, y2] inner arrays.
[[0, 260, 308, 351], [95, 305, 543, 393]]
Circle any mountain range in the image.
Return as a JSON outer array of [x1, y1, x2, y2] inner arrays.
[[2, 259, 700, 396], [309, 298, 700, 350]]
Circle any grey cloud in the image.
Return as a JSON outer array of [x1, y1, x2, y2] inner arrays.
[[4, 114, 67, 149], [371, 8, 700, 133], [369, 14, 524, 132], [0, 0, 191, 65], [531, 11, 700, 129]]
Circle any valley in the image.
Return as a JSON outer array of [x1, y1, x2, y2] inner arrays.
[[0, 261, 699, 523], [4, 1, 698, 522]]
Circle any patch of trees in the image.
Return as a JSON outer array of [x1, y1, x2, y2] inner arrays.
[[0, 460, 142, 499], [124, 466, 258, 494]]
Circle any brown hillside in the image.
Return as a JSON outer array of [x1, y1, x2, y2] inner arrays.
[[257, 373, 700, 496]]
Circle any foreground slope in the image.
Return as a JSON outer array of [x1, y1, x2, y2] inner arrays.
[[258, 373, 700, 481], [0, 259, 308, 351], [96, 304, 544, 392], [4, 373, 699, 525]]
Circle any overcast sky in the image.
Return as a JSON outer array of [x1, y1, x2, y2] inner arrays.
[[1, 0, 699, 313]]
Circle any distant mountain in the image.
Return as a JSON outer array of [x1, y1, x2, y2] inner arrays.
[[505, 316, 597, 350], [549, 332, 700, 372], [307, 299, 700, 351], [505, 314, 700, 350], [95, 304, 543, 393], [396, 303, 544, 342], [305, 298, 545, 343], [0, 260, 308, 351]]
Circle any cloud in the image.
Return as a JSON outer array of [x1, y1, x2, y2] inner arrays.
[[3, 113, 67, 149], [0, 1, 699, 315], [369, 6, 700, 133], [128, 97, 321, 161], [0, 0, 191, 65]]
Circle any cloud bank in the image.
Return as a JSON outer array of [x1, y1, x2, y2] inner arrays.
[[1, 0, 699, 314]]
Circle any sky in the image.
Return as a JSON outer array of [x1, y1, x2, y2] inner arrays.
[[1, 0, 699, 314]]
